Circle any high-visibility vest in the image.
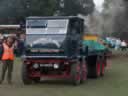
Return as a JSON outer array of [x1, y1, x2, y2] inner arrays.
[[2, 43, 14, 60]]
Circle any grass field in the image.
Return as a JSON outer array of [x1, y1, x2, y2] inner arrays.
[[0, 56, 128, 96]]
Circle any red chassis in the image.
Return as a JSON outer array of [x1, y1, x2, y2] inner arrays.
[[22, 58, 87, 85]]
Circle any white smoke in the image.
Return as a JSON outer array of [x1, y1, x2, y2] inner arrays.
[[94, 0, 104, 12]]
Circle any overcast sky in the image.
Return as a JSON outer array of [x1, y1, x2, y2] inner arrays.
[[94, 0, 104, 12]]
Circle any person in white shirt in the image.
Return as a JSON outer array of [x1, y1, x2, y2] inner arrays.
[[115, 39, 121, 50], [121, 40, 127, 51]]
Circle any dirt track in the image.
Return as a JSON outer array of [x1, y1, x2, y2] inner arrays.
[[0, 57, 128, 96]]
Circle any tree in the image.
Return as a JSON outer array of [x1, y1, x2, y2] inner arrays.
[[113, 0, 128, 40], [58, 0, 95, 16], [0, 0, 57, 24], [0, 0, 94, 24]]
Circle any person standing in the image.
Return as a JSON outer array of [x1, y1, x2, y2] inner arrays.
[[121, 40, 127, 51], [0, 36, 15, 84], [115, 39, 121, 50], [18, 34, 25, 56]]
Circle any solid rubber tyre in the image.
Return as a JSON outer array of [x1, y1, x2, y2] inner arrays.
[[22, 64, 32, 85], [100, 57, 106, 76], [71, 61, 81, 85], [80, 61, 87, 83], [91, 57, 101, 78]]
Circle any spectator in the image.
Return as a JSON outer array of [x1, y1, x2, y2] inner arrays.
[[16, 34, 25, 57], [121, 40, 127, 51], [0, 36, 15, 84], [115, 39, 121, 50]]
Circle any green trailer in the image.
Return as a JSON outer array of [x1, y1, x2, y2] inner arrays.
[[83, 36, 109, 78]]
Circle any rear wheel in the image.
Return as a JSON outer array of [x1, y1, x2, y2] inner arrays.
[[22, 64, 32, 85], [100, 57, 106, 76], [71, 61, 81, 85], [100, 63, 105, 76], [92, 57, 101, 78], [96, 61, 101, 77]]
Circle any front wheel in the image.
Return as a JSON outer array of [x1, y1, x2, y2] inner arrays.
[[22, 64, 32, 85], [71, 61, 81, 85], [80, 62, 87, 83]]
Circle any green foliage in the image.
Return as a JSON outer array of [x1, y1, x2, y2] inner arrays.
[[0, 0, 57, 24], [0, 0, 94, 24], [59, 0, 95, 16], [112, 0, 128, 40]]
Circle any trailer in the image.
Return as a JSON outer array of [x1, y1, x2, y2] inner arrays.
[[22, 16, 108, 85], [83, 35, 108, 77]]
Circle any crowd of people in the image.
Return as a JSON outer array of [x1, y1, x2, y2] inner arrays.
[[105, 37, 128, 51]]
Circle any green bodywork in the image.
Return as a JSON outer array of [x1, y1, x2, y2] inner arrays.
[[83, 40, 107, 53]]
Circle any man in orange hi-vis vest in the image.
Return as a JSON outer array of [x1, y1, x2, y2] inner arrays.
[[0, 36, 15, 84]]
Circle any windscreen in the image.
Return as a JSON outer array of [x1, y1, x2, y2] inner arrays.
[[26, 19, 68, 50], [26, 34, 66, 49]]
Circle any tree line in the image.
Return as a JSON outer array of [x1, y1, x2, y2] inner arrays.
[[102, 0, 128, 40], [0, 0, 94, 24]]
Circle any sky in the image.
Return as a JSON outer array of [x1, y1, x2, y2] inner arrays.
[[94, 0, 104, 12]]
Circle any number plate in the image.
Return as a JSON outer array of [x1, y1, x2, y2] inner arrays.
[[40, 64, 53, 67]]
